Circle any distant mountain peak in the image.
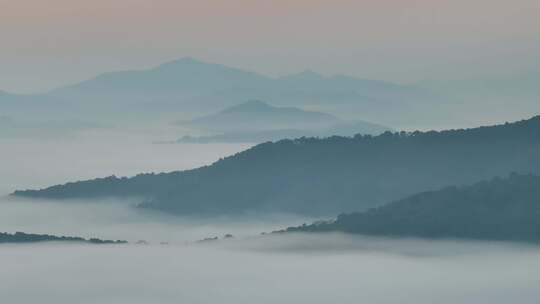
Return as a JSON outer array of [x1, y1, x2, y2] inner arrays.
[[221, 100, 272, 113], [177, 100, 344, 133]]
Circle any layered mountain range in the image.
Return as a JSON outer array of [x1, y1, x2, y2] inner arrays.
[[14, 116, 540, 216], [175, 100, 391, 143], [0, 58, 447, 128]]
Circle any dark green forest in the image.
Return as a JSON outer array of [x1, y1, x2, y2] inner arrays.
[[284, 173, 540, 242], [13, 116, 540, 215]]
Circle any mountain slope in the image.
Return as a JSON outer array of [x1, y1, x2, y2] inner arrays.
[[177, 100, 340, 132], [52, 58, 425, 105], [175, 101, 391, 143], [0, 58, 451, 128], [14, 116, 540, 215], [54, 57, 271, 98], [283, 173, 540, 243]]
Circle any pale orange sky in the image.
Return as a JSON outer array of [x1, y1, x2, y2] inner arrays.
[[1, 0, 539, 92]]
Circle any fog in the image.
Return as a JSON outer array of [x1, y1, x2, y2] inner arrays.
[[2, 132, 540, 303], [0, 131, 251, 195], [2, 235, 540, 304], [0, 131, 290, 242], [0, 197, 313, 243]]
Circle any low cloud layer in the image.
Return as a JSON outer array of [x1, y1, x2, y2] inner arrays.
[[2, 234, 540, 304], [2, 132, 540, 304]]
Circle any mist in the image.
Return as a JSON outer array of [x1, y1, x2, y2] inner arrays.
[[2, 100, 540, 304], [0, 197, 314, 243], [2, 234, 540, 304], [0, 131, 287, 242], [0, 131, 251, 195], [2, 135, 540, 304]]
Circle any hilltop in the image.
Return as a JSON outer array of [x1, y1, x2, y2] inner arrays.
[[283, 173, 540, 243]]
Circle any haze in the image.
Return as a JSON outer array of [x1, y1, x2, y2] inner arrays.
[[1, 0, 539, 92], [2, 1, 540, 302], [2, 134, 540, 303], [2, 235, 540, 303]]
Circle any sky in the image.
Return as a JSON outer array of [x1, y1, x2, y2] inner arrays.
[[1, 0, 539, 93]]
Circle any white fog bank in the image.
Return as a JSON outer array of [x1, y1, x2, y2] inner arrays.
[[0, 135, 251, 195], [2, 126, 540, 304], [0, 197, 314, 243], [1, 234, 540, 304]]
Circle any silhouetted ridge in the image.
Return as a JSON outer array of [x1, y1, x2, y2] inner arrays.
[[13, 116, 540, 215], [0, 231, 127, 244], [176, 100, 347, 134], [176, 101, 391, 143], [1, 57, 448, 127], [283, 173, 540, 243]]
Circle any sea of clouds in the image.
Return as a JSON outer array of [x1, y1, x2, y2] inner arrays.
[[2, 133, 540, 304]]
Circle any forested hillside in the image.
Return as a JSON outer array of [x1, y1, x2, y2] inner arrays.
[[14, 116, 540, 215], [284, 174, 540, 243]]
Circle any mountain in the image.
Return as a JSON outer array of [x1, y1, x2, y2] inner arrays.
[[274, 71, 425, 102], [53, 57, 270, 101], [0, 231, 127, 244], [269, 71, 452, 127], [175, 101, 391, 143], [177, 100, 341, 132], [51, 57, 430, 107], [13, 116, 540, 216], [0, 58, 448, 128], [0, 58, 274, 123], [283, 173, 540, 243]]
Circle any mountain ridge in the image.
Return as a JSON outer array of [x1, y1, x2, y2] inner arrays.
[[178, 100, 344, 132], [13, 115, 540, 216], [175, 100, 391, 143], [282, 173, 540, 243], [0, 57, 451, 127]]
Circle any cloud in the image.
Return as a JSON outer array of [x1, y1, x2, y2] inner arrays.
[[1, 233, 540, 304]]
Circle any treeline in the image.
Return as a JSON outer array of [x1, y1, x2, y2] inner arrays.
[[284, 173, 540, 243], [13, 116, 540, 216], [0, 231, 127, 244]]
